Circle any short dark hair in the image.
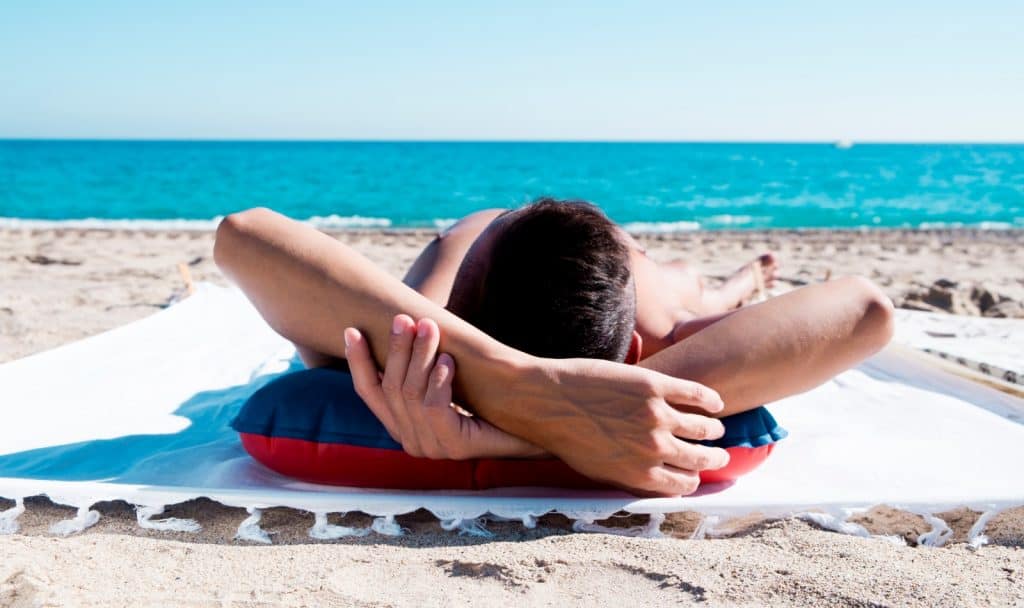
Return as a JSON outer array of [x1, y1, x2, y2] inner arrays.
[[448, 198, 636, 361]]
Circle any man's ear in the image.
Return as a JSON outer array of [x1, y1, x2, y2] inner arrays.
[[625, 331, 643, 365]]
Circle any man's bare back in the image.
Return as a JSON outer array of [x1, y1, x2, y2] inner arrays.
[[402, 208, 779, 358]]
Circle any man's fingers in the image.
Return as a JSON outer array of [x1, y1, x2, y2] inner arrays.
[[382, 315, 420, 452], [403, 319, 441, 401], [344, 328, 378, 391], [423, 353, 455, 408], [418, 354, 464, 458], [663, 435, 730, 472], [659, 377, 724, 413], [344, 328, 401, 442], [670, 410, 726, 443], [382, 315, 416, 398], [402, 320, 444, 458], [645, 465, 703, 497]]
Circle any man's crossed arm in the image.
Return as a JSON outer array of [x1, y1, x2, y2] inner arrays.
[[214, 207, 729, 496]]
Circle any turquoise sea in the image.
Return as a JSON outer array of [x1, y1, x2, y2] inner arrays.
[[0, 141, 1021, 231]]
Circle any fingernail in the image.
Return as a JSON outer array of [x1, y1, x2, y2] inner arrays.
[[438, 353, 453, 369], [343, 329, 353, 348], [435, 357, 451, 382], [344, 328, 358, 349], [392, 316, 404, 335], [417, 321, 429, 338]]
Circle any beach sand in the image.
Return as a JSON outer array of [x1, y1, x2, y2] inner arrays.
[[2, 227, 1023, 607]]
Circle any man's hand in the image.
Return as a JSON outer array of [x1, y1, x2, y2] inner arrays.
[[344, 315, 546, 460], [498, 357, 732, 497], [348, 314, 731, 496], [214, 207, 730, 497]]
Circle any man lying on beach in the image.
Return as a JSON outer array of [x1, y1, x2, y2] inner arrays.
[[214, 200, 894, 496]]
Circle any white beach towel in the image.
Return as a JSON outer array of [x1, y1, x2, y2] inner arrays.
[[894, 309, 1024, 388], [1, 284, 1023, 543]]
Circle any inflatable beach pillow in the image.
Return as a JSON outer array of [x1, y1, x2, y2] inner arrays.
[[232, 367, 787, 490]]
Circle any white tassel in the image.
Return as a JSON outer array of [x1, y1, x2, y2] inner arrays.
[[371, 515, 404, 536], [690, 514, 721, 540], [439, 518, 461, 532], [798, 511, 906, 545], [967, 509, 1001, 550], [50, 505, 100, 537], [135, 506, 201, 533], [0, 499, 25, 535], [918, 514, 953, 548], [571, 518, 595, 532], [440, 517, 494, 538], [309, 512, 370, 540], [572, 513, 665, 538], [485, 513, 539, 529], [235, 508, 272, 544], [644, 513, 667, 538], [798, 511, 872, 538]]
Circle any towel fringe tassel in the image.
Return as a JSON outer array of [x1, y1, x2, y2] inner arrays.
[[918, 513, 953, 548], [135, 505, 201, 533], [309, 512, 370, 540], [967, 509, 1001, 550], [0, 499, 25, 535], [50, 504, 100, 537], [572, 513, 665, 538], [440, 517, 494, 538], [798, 511, 872, 538], [690, 515, 721, 540], [797, 510, 906, 545], [235, 507, 272, 544], [371, 515, 404, 536], [482, 513, 540, 529]]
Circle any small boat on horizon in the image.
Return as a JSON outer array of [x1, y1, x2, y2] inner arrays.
[[835, 139, 855, 149]]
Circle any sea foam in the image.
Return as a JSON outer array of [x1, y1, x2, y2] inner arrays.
[[0, 215, 395, 231]]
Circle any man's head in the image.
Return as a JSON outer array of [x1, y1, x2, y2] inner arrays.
[[446, 198, 638, 362]]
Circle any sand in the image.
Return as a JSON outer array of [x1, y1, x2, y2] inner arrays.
[[2, 227, 1023, 607]]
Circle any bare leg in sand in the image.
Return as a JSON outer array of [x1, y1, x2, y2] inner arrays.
[[660, 253, 779, 313]]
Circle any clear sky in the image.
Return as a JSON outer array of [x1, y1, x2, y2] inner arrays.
[[2, 1, 1021, 141]]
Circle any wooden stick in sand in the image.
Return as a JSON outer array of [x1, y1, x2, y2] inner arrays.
[[177, 262, 196, 298]]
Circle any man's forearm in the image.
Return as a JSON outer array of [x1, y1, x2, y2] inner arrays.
[[640, 276, 895, 415], [213, 208, 531, 422], [213, 208, 738, 496]]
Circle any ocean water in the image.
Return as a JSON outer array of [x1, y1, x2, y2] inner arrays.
[[1, 140, 1022, 231]]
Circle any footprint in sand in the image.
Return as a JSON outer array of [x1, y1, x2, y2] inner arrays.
[[0, 569, 51, 608]]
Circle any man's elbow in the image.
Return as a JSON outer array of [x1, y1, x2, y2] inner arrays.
[[213, 207, 273, 272], [847, 275, 896, 353]]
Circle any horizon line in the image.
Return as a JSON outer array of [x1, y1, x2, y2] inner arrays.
[[2, 137, 1024, 146]]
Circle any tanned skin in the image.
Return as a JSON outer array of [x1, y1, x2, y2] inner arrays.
[[214, 207, 894, 496]]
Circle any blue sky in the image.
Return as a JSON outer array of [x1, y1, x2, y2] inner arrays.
[[2, 1, 1022, 141]]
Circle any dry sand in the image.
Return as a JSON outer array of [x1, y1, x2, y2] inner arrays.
[[1, 227, 1023, 607]]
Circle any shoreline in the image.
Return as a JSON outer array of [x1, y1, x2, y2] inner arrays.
[[3, 218, 1023, 234]]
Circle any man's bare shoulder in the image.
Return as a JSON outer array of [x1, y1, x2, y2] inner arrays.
[[439, 208, 508, 238]]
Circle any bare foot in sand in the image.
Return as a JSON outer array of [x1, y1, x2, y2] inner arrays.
[[707, 253, 778, 310]]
